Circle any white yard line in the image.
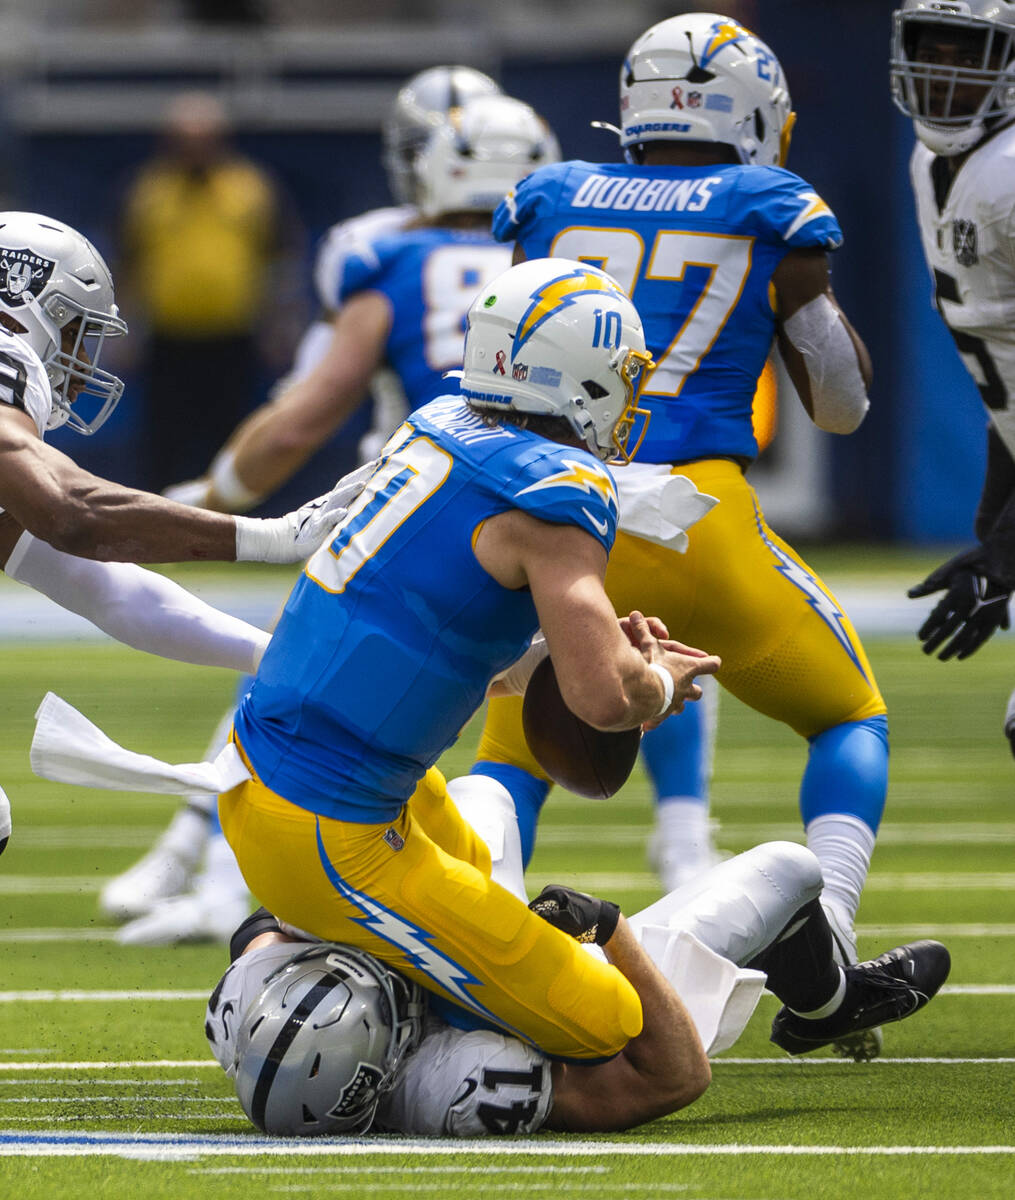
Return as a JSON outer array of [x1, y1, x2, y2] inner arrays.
[[1, 1056, 1012, 1073], [0, 1132, 1012, 1159]]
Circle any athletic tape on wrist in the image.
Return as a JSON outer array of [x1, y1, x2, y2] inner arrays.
[[648, 662, 675, 717]]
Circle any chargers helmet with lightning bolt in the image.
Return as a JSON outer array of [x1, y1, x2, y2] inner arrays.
[[617, 12, 795, 168], [457, 257, 653, 463], [382, 65, 502, 205]]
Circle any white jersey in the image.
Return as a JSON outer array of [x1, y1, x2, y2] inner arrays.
[[0, 331, 53, 516], [204, 942, 554, 1134], [0, 328, 53, 437], [911, 124, 1015, 457], [374, 1015, 551, 1137]]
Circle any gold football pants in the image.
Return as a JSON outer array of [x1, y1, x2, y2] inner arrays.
[[476, 458, 885, 775], [219, 755, 642, 1061]]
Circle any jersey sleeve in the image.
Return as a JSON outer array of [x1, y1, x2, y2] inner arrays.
[[313, 206, 413, 310], [737, 167, 843, 251], [375, 1022, 553, 1137], [510, 446, 619, 552], [493, 163, 568, 246], [0, 331, 54, 436]]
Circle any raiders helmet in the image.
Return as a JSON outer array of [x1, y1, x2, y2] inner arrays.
[[0, 212, 126, 435], [232, 943, 424, 1137]]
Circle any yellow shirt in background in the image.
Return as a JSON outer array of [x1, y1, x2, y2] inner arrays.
[[123, 156, 278, 337]]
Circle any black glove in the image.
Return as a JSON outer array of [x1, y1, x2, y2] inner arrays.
[[528, 884, 620, 946], [908, 547, 1012, 660]]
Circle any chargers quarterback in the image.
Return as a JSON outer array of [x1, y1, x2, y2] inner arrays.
[[98, 83, 560, 943], [472, 13, 889, 1059]]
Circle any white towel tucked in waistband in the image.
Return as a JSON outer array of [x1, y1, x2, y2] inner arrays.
[[31, 691, 252, 795], [614, 463, 718, 552]]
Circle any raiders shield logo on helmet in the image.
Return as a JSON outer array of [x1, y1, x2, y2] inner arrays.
[[952, 220, 978, 268], [0, 247, 56, 308]]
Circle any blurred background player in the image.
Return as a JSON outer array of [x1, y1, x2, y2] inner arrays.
[[117, 91, 294, 493], [98, 81, 559, 941], [891, 2, 1015, 698], [473, 13, 889, 1059]]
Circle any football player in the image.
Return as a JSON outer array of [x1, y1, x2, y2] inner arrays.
[[207, 824, 950, 1137], [43, 257, 725, 1060], [98, 86, 561, 942], [891, 3, 1015, 692], [470, 13, 890, 1060], [0, 211, 367, 858]]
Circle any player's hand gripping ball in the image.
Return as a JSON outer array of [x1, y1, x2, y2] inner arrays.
[[521, 656, 641, 799]]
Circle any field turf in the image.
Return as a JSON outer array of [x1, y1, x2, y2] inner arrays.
[[0, 554, 1012, 1198]]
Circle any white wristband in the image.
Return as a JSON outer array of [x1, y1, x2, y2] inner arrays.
[[648, 662, 675, 717], [210, 449, 262, 513]]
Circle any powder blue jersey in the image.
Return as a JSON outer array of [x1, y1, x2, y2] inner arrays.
[[321, 226, 511, 409], [234, 396, 619, 821], [493, 160, 842, 463]]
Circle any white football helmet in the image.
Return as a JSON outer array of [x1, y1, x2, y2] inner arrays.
[[457, 258, 653, 463], [891, 0, 1015, 155], [232, 943, 423, 1137], [382, 65, 502, 205], [618, 13, 795, 167], [0, 212, 126, 435], [414, 94, 560, 219]]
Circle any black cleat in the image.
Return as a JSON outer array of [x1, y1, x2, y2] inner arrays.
[[770, 939, 951, 1057]]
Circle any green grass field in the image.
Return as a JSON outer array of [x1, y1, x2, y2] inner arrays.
[[0, 556, 1013, 1198]]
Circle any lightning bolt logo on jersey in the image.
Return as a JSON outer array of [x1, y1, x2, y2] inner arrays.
[[494, 159, 842, 464], [234, 396, 618, 821]]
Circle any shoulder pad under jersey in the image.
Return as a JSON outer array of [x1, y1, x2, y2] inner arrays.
[[733, 165, 842, 250], [0, 330, 54, 436], [511, 442, 619, 552], [313, 205, 416, 310], [376, 1020, 553, 1136], [493, 162, 573, 243]]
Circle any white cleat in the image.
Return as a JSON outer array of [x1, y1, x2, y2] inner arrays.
[[99, 843, 197, 922], [0, 785, 11, 858], [115, 891, 251, 946], [822, 902, 884, 1061]]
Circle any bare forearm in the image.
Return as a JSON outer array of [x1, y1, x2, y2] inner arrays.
[[603, 918, 710, 1101]]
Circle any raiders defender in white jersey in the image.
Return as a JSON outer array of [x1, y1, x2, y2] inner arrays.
[[892, 2, 1015, 675], [205, 786, 949, 1138], [0, 211, 369, 858]]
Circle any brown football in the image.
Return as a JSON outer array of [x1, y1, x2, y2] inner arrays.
[[521, 656, 642, 799]]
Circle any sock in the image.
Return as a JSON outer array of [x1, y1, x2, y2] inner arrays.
[[193, 831, 249, 901], [470, 761, 549, 867], [748, 897, 844, 1013], [159, 802, 212, 869], [652, 797, 719, 877], [640, 686, 715, 800], [806, 813, 876, 925]]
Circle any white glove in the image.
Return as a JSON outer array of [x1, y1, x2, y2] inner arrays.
[[492, 633, 549, 695], [162, 477, 213, 508], [233, 460, 378, 565]]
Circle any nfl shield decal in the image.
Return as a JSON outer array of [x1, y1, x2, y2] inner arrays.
[[952, 219, 978, 267], [0, 247, 56, 307]]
